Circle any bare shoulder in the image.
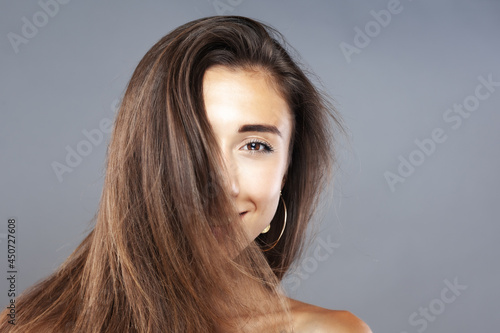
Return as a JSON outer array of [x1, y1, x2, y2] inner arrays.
[[287, 298, 372, 333], [312, 310, 372, 333]]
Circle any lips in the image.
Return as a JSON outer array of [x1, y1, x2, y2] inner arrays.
[[239, 212, 247, 218]]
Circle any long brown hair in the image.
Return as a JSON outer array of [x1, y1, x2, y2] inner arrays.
[[0, 16, 344, 332]]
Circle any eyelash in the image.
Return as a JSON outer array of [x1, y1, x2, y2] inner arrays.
[[241, 139, 275, 154]]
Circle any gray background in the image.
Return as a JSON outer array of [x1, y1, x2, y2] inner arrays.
[[1, 0, 499, 332]]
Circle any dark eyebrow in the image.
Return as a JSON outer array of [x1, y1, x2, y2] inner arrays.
[[238, 124, 282, 137]]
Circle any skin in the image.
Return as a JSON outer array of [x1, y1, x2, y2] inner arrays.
[[203, 66, 372, 333], [203, 65, 292, 241]]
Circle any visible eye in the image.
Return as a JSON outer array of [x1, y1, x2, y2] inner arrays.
[[241, 139, 274, 154]]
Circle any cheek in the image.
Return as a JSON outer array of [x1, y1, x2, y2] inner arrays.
[[239, 160, 283, 229], [240, 160, 283, 199]]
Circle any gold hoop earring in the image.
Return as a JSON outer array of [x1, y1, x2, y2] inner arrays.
[[261, 192, 287, 252]]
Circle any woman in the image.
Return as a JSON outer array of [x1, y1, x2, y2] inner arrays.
[[1, 16, 371, 332]]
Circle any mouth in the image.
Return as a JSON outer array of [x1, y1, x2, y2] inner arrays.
[[239, 211, 247, 218]]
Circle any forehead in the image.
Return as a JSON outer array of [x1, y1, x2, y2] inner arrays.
[[202, 66, 292, 129]]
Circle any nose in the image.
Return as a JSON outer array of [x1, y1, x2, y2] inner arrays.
[[222, 152, 239, 197]]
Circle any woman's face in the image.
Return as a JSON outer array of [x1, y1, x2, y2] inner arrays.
[[203, 66, 293, 242]]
